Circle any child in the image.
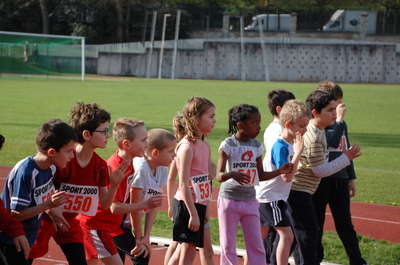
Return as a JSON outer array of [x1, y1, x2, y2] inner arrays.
[[258, 89, 295, 264], [171, 97, 216, 265], [0, 119, 75, 265], [107, 118, 163, 264], [312, 81, 368, 265], [256, 100, 311, 265], [165, 129, 215, 265], [216, 104, 293, 265], [29, 102, 128, 265], [287, 90, 362, 265], [129, 128, 176, 264], [0, 135, 30, 263]]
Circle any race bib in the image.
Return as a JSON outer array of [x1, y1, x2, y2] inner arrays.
[[231, 161, 259, 187], [328, 131, 348, 152], [60, 183, 99, 216], [190, 174, 211, 203], [142, 186, 164, 215], [34, 179, 56, 205]]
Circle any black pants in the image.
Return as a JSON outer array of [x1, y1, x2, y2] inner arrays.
[[0, 243, 29, 265], [287, 190, 319, 265], [312, 177, 367, 265], [113, 228, 149, 265]]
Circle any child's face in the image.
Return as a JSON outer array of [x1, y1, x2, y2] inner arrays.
[[288, 115, 310, 136], [316, 100, 337, 129], [127, 125, 148, 158], [51, 140, 75, 168], [242, 112, 262, 139], [90, 121, 111, 149], [156, 139, 176, 167], [198, 106, 216, 136]]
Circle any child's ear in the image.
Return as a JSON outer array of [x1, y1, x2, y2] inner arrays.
[[151, 149, 158, 158], [47, 148, 56, 157], [122, 140, 129, 150], [285, 121, 291, 129], [276, 106, 282, 115], [237, 121, 244, 130], [311, 109, 319, 118], [82, 130, 91, 141]]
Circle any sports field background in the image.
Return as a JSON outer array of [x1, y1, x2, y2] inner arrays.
[[0, 76, 399, 207]]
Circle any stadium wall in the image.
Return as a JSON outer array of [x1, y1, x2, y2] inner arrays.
[[96, 42, 400, 84]]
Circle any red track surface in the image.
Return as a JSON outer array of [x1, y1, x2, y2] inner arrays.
[[1, 166, 399, 265]]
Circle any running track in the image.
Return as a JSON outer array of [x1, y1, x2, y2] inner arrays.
[[1, 166, 399, 265]]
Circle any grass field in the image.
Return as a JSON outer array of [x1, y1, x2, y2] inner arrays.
[[1, 76, 400, 264], [1, 76, 399, 205]]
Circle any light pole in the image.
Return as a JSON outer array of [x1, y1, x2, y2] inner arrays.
[[158, 13, 170, 79]]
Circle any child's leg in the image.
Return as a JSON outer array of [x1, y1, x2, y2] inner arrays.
[[59, 243, 87, 265], [178, 242, 196, 265], [240, 199, 266, 265], [199, 224, 215, 265], [166, 242, 180, 265], [99, 254, 123, 265], [274, 227, 294, 265], [217, 196, 241, 265]]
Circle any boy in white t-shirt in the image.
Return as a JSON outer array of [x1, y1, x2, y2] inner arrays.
[[130, 128, 176, 263], [257, 100, 311, 265]]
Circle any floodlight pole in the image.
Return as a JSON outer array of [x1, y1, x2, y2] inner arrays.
[[258, 17, 269, 82], [171, 10, 181, 80], [158, 13, 171, 79], [205, 15, 209, 80], [239, 16, 246, 81], [146, 11, 157, 79], [81, 38, 85, 81], [142, 12, 152, 44]]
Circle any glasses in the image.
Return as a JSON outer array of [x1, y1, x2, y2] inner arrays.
[[92, 128, 110, 136]]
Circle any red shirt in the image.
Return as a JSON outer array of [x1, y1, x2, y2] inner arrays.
[[0, 198, 25, 239]]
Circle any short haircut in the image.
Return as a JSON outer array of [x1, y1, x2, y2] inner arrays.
[[316, 81, 343, 100], [69, 101, 111, 143], [280, 99, 312, 126], [305, 90, 336, 115], [112, 118, 145, 149], [268, 89, 296, 117], [36, 119, 77, 152], [145, 128, 176, 155]]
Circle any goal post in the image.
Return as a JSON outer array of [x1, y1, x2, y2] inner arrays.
[[0, 31, 85, 81]]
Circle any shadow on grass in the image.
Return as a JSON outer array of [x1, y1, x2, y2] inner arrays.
[[350, 133, 400, 149]]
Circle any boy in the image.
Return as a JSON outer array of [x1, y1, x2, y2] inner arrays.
[[100, 118, 163, 264], [312, 81, 368, 265], [29, 102, 128, 265], [123, 128, 176, 264], [257, 99, 311, 265], [0, 119, 75, 265], [256, 89, 295, 264], [287, 90, 361, 265]]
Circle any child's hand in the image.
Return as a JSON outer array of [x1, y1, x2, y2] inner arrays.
[[13, 235, 30, 260], [279, 163, 294, 175], [109, 161, 129, 187], [343, 143, 362, 160], [49, 190, 68, 208], [336, 103, 346, 122], [294, 131, 304, 154], [144, 194, 163, 209], [230, 171, 251, 185], [188, 215, 200, 232], [130, 240, 149, 258], [47, 207, 71, 232]]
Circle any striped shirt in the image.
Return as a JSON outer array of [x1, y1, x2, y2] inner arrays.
[[291, 122, 328, 194]]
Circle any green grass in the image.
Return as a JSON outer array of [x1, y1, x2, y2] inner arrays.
[[1, 76, 400, 264]]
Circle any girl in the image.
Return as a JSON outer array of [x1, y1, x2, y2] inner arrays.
[[172, 97, 216, 265], [216, 104, 293, 265]]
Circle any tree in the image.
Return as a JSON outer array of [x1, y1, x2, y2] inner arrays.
[[39, 0, 49, 34]]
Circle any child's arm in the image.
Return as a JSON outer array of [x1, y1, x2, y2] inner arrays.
[[141, 208, 158, 254], [281, 132, 303, 182], [258, 156, 293, 181], [99, 162, 129, 210], [216, 148, 250, 184], [110, 194, 163, 215], [11, 190, 68, 221], [167, 160, 178, 219], [130, 187, 144, 251], [177, 144, 200, 231], [326, 103, 346, 148]]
